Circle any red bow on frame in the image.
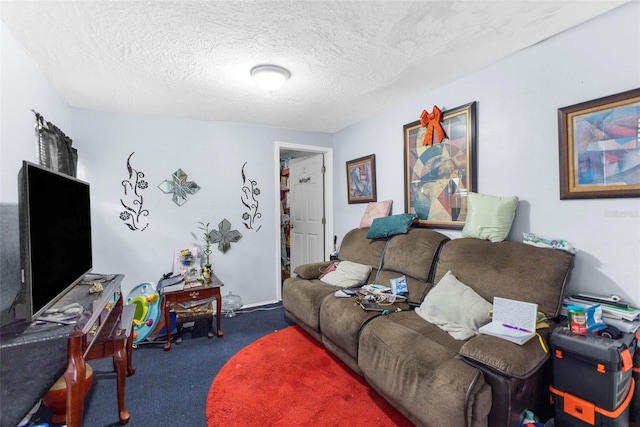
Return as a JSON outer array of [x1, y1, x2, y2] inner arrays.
[[420, 106, 446, 146]]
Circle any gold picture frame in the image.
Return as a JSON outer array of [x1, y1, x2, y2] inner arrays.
[[558, 88, 640, 199], [346, 154, 376, 204], [403, 102, 477, 229]]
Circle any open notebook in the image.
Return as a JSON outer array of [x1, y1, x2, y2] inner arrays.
[[478, 297, 538, 345]]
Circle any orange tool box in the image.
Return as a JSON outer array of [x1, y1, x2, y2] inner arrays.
[[550, 326, 635, 411], [631, 331, 639, 423], [550, 379, 634, 427]]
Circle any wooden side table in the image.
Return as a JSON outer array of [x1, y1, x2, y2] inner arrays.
[[161, 274, 223, 351]]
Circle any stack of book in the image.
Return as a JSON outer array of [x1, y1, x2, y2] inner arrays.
[[159, 274, 185, 293], [562, 294, 640, 333]]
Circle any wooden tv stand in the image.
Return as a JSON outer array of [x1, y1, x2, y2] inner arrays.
[[0, 274, 134, 427], [65, 274, 135, 426]]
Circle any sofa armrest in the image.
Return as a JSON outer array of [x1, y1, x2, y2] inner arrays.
[[459, 331, 550, 379], [292, 261, 334, 280]]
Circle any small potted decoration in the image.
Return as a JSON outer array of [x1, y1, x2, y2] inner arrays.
[[197, 222, 213, 283]]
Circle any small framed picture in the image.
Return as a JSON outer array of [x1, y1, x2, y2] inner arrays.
[[346, 154, 377, 204], [558, 88, 640, 199]]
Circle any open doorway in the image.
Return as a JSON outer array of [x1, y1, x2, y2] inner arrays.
[[274, 141, 333, 301]]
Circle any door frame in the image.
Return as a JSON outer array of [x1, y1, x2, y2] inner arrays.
[[274, 141, 334, 301]]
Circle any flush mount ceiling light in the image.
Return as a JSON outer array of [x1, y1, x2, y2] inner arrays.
[[250, 64, 291, 92]]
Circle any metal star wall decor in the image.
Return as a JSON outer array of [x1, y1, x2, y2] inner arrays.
[[210, 219, 242, 254], [158, 168, 200, 206]]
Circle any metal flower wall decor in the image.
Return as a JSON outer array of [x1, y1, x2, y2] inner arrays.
[[119, 152, 150, 231], [209, 219, 242, 254], [158, 168, 200, 206], [241, 162, 262, 231]]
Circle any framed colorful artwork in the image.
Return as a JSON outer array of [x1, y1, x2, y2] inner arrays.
[[558, 88, 640, 199], [403, 101, 477, 229], [346, 154, 376, 204]]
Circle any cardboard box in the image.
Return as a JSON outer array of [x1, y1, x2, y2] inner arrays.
[[550, 326, 635, 410]]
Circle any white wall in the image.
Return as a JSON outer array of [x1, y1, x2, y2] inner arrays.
[[332, 2, 640, 305], [1, 24, 76, 200], [71, 110, 331, 303], [0, 24, 76, 311]]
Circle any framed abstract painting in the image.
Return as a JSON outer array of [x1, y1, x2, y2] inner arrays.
[[346, 154, 376, 204], [558, 88, 640, 199], [403, 102, 477, 229]]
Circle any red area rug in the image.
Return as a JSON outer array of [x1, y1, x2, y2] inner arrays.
[[206, 325, 412, 426]]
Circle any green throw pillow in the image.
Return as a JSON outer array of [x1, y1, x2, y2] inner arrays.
[[366, 213, 415, 239], [462, 192, 518, 243]]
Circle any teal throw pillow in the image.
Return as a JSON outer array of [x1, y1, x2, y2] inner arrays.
[[461, 192, 518, 243], [366, 213, 416, 239]]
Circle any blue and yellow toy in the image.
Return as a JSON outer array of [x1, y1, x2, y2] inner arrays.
[[125, 282, 162, 344]]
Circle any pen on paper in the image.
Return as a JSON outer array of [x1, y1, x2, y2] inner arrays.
[[502, 323, 530, 333]]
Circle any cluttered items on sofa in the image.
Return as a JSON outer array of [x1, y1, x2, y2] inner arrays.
[[389, 275, 408, 296], [523, 232, 577, 254], [282, 226, 577, 427], [359, 300, 385, 311], [359, 284, 404, 299], [334, 288, 358, 298], [355, 284, 406, 312]]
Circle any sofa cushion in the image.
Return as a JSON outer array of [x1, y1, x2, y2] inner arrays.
[[433, 238, 574, 318], [358, 313, 492, 427], [462, 192, 518, 243], [282, 278, 337, 333], [416, 270, 492, 340], [383, 228, 449, 283], [319, 296, 380, 364], [338, 228, 387, 269], [366, 213, 415, 239], [359, 200, 392, 228], [319, 261, 372, 288], [460, 330, 551, 378]]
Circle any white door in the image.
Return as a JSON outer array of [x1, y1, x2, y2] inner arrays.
[[289, 154, 325, 274]]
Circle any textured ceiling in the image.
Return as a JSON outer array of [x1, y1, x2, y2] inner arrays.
[[0, 1, 628, 133]]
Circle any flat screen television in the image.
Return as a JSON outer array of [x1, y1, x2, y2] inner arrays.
[[15, 161, 92, 322]]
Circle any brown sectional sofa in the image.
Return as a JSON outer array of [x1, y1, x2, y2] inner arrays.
[[282, 227, 575, 427]]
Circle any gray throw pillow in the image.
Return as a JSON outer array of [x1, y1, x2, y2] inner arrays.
[[416, 270, 492, 340], [320, 261, 372, 288]]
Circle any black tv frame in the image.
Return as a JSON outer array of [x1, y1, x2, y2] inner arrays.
[[14, 161, 93, 322]]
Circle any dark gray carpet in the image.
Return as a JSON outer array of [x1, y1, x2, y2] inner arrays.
[[28, 302, 292, 427]]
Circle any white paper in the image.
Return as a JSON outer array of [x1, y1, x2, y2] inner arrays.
[[491, 297, 537, 332], [478, 297, 538, 345]]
